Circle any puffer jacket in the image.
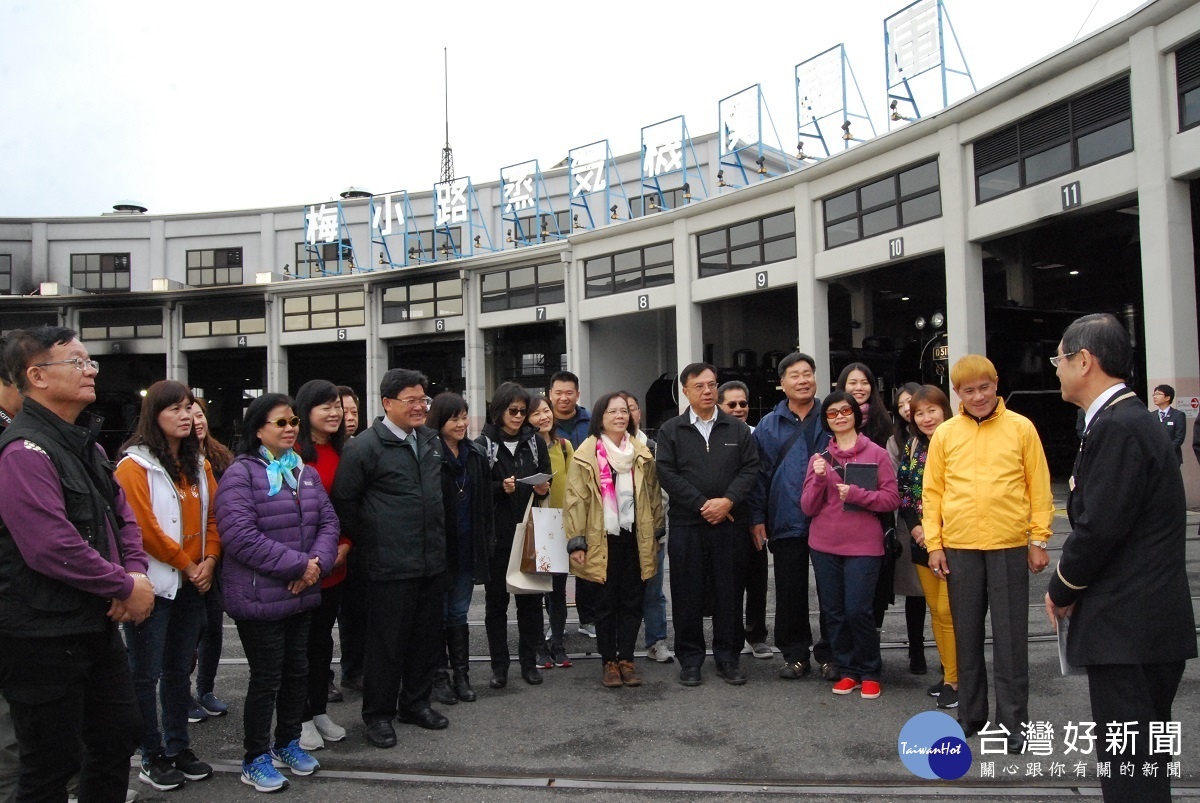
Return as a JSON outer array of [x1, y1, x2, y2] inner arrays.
[[216, 453, 340, 621], [563, 436, 663, 584]]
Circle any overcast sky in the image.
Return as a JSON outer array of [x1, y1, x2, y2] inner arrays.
[[0, 0, 1148, 219]]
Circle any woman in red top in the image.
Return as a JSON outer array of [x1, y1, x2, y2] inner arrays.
[[293, 380, 351, 751]]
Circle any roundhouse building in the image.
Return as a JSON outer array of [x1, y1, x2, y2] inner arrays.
[[1, 0, 1198, 499]]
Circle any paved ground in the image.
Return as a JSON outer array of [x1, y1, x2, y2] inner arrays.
[[127, 495, 1200, 801]]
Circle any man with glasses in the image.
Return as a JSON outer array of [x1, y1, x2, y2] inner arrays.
[[0, 326, 154, 800], [718, 381, 770, 662], [924, 354, 1053, 753], [332, 369, 447, 749], [655, 363, 759, 686]]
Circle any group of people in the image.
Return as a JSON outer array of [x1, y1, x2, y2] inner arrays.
[[0, 313, 1192, 803]]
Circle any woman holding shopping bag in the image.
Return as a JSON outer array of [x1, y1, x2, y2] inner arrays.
[[564, 392, 664, 688]]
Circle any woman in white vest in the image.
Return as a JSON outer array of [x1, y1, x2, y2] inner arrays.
[[114, 380, 221, 792]]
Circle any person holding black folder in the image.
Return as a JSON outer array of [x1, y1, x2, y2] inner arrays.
[[800, 391, 899, 700]]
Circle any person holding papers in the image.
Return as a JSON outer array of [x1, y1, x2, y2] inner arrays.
[[801, 391, 899, 700]]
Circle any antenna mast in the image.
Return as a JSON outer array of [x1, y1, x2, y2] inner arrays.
[[440, 47, 454, 183]]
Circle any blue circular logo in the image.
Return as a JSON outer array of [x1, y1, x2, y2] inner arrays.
[[898, 711, 972, 780]]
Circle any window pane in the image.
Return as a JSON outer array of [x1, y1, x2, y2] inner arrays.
[[284, 316, 307, 331], [187, 252, 200, 268], [339, 291, 364, 309], [409, 282, 434, 301], [730, 245, 760, 267], [538, 263, 564, 284], [436, 279, 461, 298], [72, 254, 85, 270], [1023, 142, 1072, 185], [109, 326, 135, 339], [900, 161, 939, 195], [230, 268, 243, 284], [188, 270, 201, 285], [1076, 119, 1132, 167], [382, 287, 406, 304], [212, 319, 237, 335], [697, 231, 725, 255], [585, 274, 613, 298], [339, 309, 365, 327], [901, 192, 942, 225], [201, 269, 215, 285], [480, 292, 507, 313], [977, 162, 1020, 202], [614, 250, 639, 271], [137, 325, 163, 338], [861, 206, 899, 238], [87, 254, 100, 270], [215, 269, 228, 285], [382, 306, 408, 324], [310, 294, 336, 312], [729, 220, 758, 248], [763, 238, 796, 263], [409, 301, 435, 319], [584, 256, 611, 281], [241, 318, 266, 334], [81, 327, 106, 340], [644, 243, 672, 265], [481, 272, 507, 294], [644, 264, 674, 287], [824, 191, 857, 221], [310, 312, 337, 329], [860, 177, 896, 210], [284, 297, 308, 314], [1184, 87, 1200, 130], [184, 322, 209, 338], [538, 284, 564, 304], [509, 286, 536, 308], [762, 211, 795, 238], [437, 297, 463, 316], [509, 267, 535, 289], [825, 220, 859, 248], [200, 251, 214, 267], [102, 273, 116, 289]]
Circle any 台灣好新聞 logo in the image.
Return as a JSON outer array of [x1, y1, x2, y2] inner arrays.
[[898, 711, 973, 780]]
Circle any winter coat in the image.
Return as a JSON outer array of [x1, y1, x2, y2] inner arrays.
[[477, 422, 551, 550], [801, 434, 900, 557], [216, 453, 340, 621], [439, 437, 495, 584]]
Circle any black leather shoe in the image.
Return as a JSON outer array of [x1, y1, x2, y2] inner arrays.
[[521, 666, 543, 685], [489, 669, 508, 689], [960, 720, 987, 739], [716, 662, 747, 685], [397, 707, 449, 730], [678, 666, 702, 686], [818, 662, 838, 681], [365, 720, 397, 748]]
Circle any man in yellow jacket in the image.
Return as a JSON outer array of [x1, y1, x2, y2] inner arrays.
[[925, 355, 1053, 752]]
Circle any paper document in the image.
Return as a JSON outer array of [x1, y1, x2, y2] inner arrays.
[[1057, 614, 1086, 676], [517, 473, 553, 485]]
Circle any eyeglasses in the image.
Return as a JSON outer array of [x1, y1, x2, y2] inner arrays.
[[269, 416, 301, 428], [1049, 351, 1077, 368], [825, 407, 855, 420], [34, 357, 99, 373], [392, 396, 433, 408], [506, 407, 528, 417], [687, 382, 718, 392], [723, 400, 749, 409]]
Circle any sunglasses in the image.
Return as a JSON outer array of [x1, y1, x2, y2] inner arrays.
[[269, 416, 302, 428], [506, 407, 528, 417], [723, 400, 749, 408], [825, 407, 855, 420]]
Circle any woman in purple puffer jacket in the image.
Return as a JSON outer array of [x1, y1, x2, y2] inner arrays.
[[216, 393, 340, 793]]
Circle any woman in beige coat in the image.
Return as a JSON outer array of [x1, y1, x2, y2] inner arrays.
[[564, 392, 664, 688]]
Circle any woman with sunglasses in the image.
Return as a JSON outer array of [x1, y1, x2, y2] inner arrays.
[[476, 382, 551, 689], [801, 391, 900, 701], [563, 392, 664, 688], [215, 394, 339, 793], [115, 380, 221, 790], [292, 380, 351, 752]]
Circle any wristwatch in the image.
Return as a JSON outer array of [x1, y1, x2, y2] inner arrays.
[[1029, 540, 1048, 549]]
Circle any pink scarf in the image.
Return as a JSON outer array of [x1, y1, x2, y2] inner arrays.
[[595, 435, 634, 536]]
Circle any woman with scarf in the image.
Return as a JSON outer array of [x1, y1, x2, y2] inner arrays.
[[887, 382, 929, 675], [215, 393, 339, 793], [564, 392, 664, 688], [477, 382, 551, 689]]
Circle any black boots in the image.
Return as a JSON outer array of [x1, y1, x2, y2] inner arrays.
[[447, 624, 477, 702], [432, 628, 458, 706]]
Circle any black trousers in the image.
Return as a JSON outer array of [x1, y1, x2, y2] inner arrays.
[[594, 531, 645, 663], [362, 575, 444, 724], [575, 575, 597, 626], [771, 537, 833, 665], [742, 533, 769, 645], [1088, 661, 1185, 803], [669, 520, 747, 668], [945, 546, 1028, 735], [235, 612, 311, 763], [304, 581, 343, 720], [337, 551, 369, 683], [484, 534, 544, 672], [0, 626, 140, 803]]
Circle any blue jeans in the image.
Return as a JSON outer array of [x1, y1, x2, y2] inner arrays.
[[443, 570, 474, 626], [810, 549, 882, 682], [642, 545, 667, 647], [123, 582, 208, 758]]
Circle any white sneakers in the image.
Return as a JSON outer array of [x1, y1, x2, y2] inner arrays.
[[313, 714, 346, 741], [299, 720, 323, 751], [646, 640, 674, 662]]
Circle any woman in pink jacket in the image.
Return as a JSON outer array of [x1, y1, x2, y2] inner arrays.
[[801, 390, 900, 701]]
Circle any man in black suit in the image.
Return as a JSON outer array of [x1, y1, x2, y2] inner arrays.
[[1151, 384, 1186, 465], [1046, 313, 1197, 803]]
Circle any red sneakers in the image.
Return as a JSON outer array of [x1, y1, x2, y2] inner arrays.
[[860, 680, 882, 699], [832, 678, 861, 695]]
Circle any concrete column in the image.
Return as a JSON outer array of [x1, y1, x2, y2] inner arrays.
[[31, 222, 48, 284], [938, 124, 987, 385], [673, 218, 702, 413], [166, 302, 186, 383], [793, 181, 829, 390], [363, 281, 386, 422], [462, 270, 488, 430], [264, 292, 287, 393], [148, 219, 165, 289], [847, 279, 871, 348], [260, 213, 276, 276]]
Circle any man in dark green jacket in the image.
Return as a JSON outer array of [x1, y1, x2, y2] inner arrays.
[[332, 368, 447, 749]]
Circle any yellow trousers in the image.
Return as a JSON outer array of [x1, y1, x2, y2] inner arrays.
[[915, 563, 957, 684]]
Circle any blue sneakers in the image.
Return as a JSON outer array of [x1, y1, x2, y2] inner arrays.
[[198, 692, 229, 717], [241, 753, 288, 793], [270, 739, 320, 776]]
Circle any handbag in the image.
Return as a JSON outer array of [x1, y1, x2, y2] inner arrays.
[[524, 505, 568, 574], [506, 497, 552, 594]]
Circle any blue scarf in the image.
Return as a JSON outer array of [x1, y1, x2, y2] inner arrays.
[[259, 446, 302, 496]]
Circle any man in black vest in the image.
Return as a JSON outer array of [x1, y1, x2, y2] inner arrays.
[[0, 326, 154, 800], [1047, 313, 1197, 803], [0, 336, 20, 802]]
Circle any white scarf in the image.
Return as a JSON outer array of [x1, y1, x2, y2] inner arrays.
[[599, 434, 636, 536]]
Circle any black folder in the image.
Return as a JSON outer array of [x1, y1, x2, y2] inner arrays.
[[840, 462, 877, 513]]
